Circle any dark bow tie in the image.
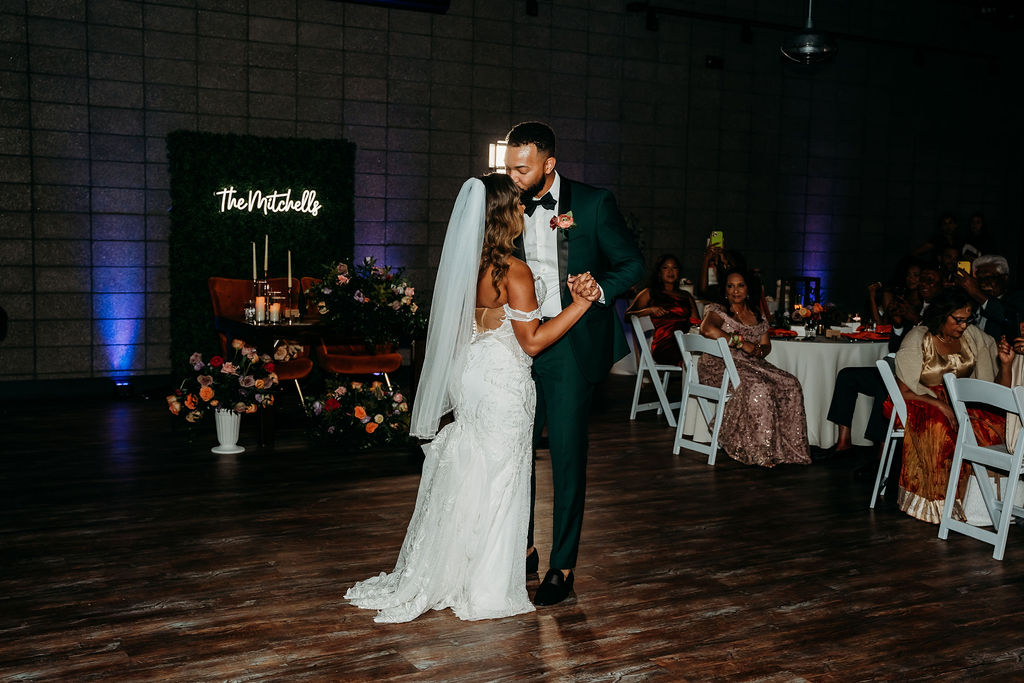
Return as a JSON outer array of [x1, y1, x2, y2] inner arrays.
[[524, 192, 556, 217]]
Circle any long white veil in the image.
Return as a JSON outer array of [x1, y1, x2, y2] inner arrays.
[[409, 177, 486, 439]]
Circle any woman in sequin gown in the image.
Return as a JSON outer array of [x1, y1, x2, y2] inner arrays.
[[698, 269, 812, 467]]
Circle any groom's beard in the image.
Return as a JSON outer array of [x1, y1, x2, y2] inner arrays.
[[522, 178, 546, 201]]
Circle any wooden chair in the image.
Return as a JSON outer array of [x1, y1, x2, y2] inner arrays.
[[672, 331, 740, 465], [870, 355, 907, 509], [938, 373, 1024, 560], [629, 315, 682, 426]]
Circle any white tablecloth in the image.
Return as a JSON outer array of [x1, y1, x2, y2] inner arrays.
[[767, 338, 889, 448]]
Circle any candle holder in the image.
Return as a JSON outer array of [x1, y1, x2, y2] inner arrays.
[[284, 289, 299, 323], [254, 279, 269, 324]]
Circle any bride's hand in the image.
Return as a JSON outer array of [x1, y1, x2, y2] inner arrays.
[[569, 272, 599, 304]]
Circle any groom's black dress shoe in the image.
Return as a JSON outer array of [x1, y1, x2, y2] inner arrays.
[[526, 548, 539, 575], [534, 568, 574, 606]]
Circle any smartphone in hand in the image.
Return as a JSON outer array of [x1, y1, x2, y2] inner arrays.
[[710, 230, 724, 249]]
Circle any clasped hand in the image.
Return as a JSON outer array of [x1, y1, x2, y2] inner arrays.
[[567, 272, 600, 304]]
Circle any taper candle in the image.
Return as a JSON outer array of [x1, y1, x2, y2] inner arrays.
[[251, 242, 257, 280], [287, 250, 292, 288], [263, 234, 269, 272]]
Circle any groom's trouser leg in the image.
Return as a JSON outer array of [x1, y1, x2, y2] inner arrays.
[[530, 337, 595, 570]]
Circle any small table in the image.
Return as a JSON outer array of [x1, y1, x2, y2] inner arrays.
[[767, 337, 890, 449], [213, 316, 325, 351]]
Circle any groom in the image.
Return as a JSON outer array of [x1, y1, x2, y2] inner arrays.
[[505, 121, 644, 605]]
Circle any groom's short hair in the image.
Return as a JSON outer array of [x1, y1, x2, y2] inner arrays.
[[506, 121, 557, 157]]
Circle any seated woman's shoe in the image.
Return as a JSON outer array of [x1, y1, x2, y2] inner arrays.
[[534, 568, 574, 606], [526, 548, 538, 575]]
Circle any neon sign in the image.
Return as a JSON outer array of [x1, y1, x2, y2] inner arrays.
[[215, 186, 322, 217]]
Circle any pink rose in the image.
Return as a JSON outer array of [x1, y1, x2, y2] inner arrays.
[[550, 212, 576, 230]]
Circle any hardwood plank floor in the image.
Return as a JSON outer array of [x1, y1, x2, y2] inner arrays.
[[2, 376, 1023, 681]]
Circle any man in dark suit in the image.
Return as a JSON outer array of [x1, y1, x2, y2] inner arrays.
[[504, 121, 644, 606], [956, 255, 1024, 340]]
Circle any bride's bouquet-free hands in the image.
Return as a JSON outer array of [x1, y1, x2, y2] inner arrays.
[[568, 271, 600, 306]]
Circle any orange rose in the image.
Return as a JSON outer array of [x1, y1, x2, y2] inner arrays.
[[365, 422, 378, 434], [245, 404, 258, 414], [354, 406, 367, 420], [166, 396, 181, 415], [185, 393, 198, 410], [199, 386, 214, 401]]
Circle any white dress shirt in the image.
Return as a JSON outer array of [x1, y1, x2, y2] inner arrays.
[[523, 173, 564, 318]]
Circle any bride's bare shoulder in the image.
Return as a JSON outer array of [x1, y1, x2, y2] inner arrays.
[[506, 257, 534, 281]]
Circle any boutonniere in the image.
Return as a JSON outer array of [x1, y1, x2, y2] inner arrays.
[[550, 211, 577, 232]]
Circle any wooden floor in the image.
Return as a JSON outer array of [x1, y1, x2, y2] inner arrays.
[[2, 376, 1024, 681]]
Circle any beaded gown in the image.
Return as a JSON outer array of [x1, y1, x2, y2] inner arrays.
[[698, 303, 812, 467], [345, 297, 540, 623]]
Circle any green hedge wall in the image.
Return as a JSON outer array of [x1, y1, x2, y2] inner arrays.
[[167, 131, 356, 368]]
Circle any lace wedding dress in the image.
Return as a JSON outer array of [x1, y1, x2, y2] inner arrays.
[[345, 296, 541, 623]]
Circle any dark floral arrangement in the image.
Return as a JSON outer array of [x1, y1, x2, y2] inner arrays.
[[305, 256, 427, 348], [167, 339, 280, 423], [789, 302, 843, 328], [305, 379, 413, 449]]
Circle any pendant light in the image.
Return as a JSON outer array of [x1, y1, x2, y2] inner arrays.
[[781, 0, 837, 64]]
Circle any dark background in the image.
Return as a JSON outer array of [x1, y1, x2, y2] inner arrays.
[[1, 0, 1021, 382]]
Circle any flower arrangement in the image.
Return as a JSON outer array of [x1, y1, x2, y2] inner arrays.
[[306, 257, 428, 348], [790, 302, 842, 327], [167, 339, 280, 423], [305, 379, 412, 449]]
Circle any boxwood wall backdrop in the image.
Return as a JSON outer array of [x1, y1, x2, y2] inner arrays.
[[167, 131, 355, 367]]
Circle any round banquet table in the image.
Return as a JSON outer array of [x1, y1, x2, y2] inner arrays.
[[766, 337, 890, 449]]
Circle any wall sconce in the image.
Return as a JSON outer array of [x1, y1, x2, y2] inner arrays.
[[488, 140, 508, 173]]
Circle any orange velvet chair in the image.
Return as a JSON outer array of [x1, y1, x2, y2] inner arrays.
[[315, 340, 403, 389]]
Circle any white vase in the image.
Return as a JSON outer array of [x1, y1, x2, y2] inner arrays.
[[212, 408, 245, 454]]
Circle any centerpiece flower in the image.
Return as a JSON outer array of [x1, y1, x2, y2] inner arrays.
[[790, 301, 842, 327], [167, 338, 280, 423], [305, 379, 413, 449], [306, 257, 427, 349]]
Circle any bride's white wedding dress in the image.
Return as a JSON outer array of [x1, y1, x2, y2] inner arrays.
[[345, 295, 542, 623]]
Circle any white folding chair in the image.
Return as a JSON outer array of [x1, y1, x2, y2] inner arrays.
[[870, 355, 906, 509], [938, 373, 1024, 560], [629, 315, 682, 427], [672, 331, 740, 465]]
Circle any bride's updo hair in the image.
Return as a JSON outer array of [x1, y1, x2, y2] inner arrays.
[[479, 173, 524, 296]]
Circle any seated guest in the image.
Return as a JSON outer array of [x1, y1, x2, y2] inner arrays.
[[868, 258, 922, 327], [939, 245, 963, 286], [626, 253, 699, 366], [955, 254, 1024, 340], [699, 245, 769, 318], [826, 295, 910, 455], [894, 288, 1002, 523], [698, 268, 811, 467]]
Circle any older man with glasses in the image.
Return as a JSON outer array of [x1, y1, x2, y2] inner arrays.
[[955, 254, 1024, 340]]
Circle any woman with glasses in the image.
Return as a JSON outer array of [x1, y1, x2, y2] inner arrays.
[[893, 288, 1002, 522]]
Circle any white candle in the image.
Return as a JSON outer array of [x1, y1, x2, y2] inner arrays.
[[255, 296, 266, 322], [287, 250, 292, 288], [269, 302, 281, 323], [252, 242, 257, 280], [264, 234, 269, 273]]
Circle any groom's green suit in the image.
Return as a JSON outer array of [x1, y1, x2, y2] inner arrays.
[[522, 175, 645, 570]]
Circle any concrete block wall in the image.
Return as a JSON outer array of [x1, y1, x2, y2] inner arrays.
[[0, 0, 1020, 382]]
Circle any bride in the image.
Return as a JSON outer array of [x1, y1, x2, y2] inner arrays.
[[345, 174, 598, 622]]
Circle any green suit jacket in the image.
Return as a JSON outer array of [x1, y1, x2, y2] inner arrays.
[[523, 176, 645, 383]]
